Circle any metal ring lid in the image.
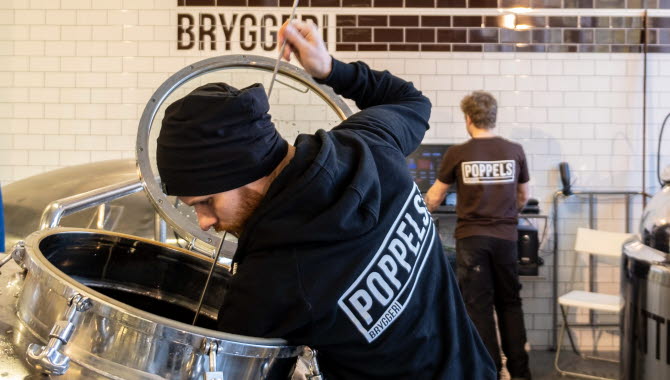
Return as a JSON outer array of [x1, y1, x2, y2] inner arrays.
[[136, 55, 352, 258]]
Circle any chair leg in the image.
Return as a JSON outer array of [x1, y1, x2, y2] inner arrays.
[[584, 324, 618, 364], [583, 330, 619, 364], [554, 306, 618, 380], [554, 311, 567, 375], [583, 353, 619, 364], [561, 305, 582, 357]]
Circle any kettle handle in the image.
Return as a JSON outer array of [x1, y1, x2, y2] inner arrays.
[[26, 293, 92, 375]]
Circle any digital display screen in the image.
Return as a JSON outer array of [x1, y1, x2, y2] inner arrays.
[[406, 144, 453, 193]]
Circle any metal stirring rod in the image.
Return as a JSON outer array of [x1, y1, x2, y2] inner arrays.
[[267, 0, 300, 99], [192, 231, 228, 326]]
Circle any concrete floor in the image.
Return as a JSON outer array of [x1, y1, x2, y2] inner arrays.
[[523, 349, 619, 380]]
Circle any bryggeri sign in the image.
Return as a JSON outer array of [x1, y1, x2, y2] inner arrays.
[[177, 13, 329, 51], [338, 184, 435, 343]]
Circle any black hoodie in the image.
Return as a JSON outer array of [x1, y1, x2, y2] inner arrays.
[[217, 59, 496, 379]]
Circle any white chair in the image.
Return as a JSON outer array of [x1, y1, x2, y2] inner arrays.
[[554, 227, 632, 380]]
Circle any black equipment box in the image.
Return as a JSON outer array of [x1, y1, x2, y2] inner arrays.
[[517, 224, 539, 276]]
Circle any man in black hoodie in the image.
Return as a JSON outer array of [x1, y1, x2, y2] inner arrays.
[[156, 20, 495, 379]]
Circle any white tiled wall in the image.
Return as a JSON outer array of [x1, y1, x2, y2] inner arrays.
[[1, 1, 669, 351]]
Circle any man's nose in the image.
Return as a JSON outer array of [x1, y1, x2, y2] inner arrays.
[[194, 207, 217, 231], [197, 215, 216, 231]]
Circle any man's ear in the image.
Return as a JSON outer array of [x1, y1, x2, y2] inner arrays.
[[465, 115, 471, 125]]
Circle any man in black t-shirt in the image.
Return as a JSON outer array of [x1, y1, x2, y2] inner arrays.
[[425, 91, 532, 380]]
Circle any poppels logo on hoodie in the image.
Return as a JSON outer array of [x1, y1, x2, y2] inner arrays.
[[338, 184, 435, 343]]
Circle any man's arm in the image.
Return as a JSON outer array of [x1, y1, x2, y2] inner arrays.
[[516, 182, 530, 211], [425, 179, 450, 213], [516, 146, 531, 212], [279, 20, 431, 156]]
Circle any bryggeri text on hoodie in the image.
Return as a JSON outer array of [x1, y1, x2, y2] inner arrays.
[[338, 184, 435, 343]]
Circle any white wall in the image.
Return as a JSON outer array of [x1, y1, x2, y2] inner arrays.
[[1, 0, 669, 351]]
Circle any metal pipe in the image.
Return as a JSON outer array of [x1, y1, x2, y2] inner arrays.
[[0, 254, 13, 274], [643, 9, 648, 208], [39, 179, 143, 230], [95, 204, 107, 229], [192, 231, 227, 326], [588, 195, 596, 326], [266, 0, 300, 98], [552, 190, 562, 349], [567, 323, 619, 328], [570, 191, 648, 196], [625, 194, 632, 233], [154, 213, 167, 243]]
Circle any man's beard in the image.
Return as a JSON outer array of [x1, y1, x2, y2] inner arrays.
[[216, 187, 264, 237]]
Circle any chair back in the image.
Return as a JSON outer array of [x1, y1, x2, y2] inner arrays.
[[574, 227, 632, 258]]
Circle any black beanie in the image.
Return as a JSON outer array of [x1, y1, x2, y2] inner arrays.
[[156, 82, 288, 196]]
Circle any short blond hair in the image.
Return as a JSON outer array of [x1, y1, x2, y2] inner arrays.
[[460, 91, 497, 130]]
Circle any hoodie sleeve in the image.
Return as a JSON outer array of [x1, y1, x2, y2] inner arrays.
[[316, 58, 431, 157], [216, 251, 313, 341]]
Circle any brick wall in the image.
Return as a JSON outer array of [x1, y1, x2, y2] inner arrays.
[[335, 14, 670, 52]]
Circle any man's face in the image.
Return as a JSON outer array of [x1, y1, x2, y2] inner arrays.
[[179, 186, 264, 237]]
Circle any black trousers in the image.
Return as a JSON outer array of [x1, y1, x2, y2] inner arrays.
[[456, 235, 531, 379]]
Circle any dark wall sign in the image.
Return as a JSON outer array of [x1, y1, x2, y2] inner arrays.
[[177, 12, 329, 51], [175, 2, 670, 53]]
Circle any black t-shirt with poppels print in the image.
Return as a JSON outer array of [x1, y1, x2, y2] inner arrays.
[[437, 136, 529, 241]]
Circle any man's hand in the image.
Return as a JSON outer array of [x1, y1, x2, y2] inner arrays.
[[516, 182, 530, 212], [424, 180, 450, 213], [278, 20, 332, 80]]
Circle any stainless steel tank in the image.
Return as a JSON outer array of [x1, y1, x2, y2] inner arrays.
[[0, 54, 353, 379], [621, 179, 670, 380], [9, 228, 298, 379]]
